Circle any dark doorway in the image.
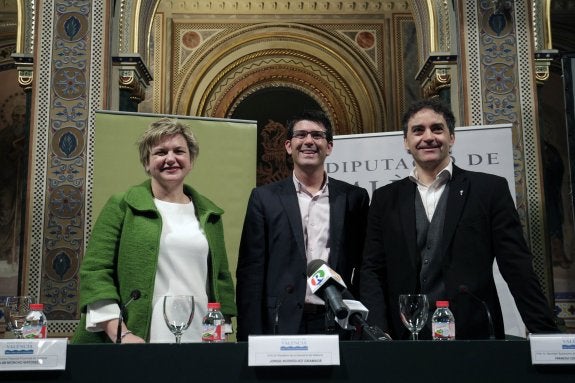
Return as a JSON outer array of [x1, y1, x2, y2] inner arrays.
[[231, 87, 322, 185]]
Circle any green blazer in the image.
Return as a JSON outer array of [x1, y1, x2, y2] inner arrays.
[[72, 180, 236, 343]]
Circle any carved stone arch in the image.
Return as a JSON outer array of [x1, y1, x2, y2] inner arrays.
[[173, 22, 386, 134], [116, 0, 159, 55], [200, 51, 359, 135], [409, 1, 433, 67], [409, 0, 454, 62]]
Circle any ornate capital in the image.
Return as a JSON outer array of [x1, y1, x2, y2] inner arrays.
[[534, 49, 559, 83], [12, 53, 34, 91], [422, 67, 451, 99], [416, 53, 456, 98], [112, 54, 153, 103]]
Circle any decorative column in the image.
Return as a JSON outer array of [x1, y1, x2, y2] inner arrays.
[[25, 1, 109, 336], [457, 0, 554, 301], [113, 54, 153, 112]]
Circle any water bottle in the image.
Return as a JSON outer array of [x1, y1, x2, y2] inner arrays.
[[432, 300, 455, 340], [201, 302, 225, 343], [22, 303, 48, 339]]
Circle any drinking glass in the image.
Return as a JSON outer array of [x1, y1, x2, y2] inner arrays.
[[399, 294, 429, 340], [162, 295, 195, 344], [5, 296, 32, 339]]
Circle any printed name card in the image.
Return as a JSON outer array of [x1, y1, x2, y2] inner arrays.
[[248, 335, 340, 366], [0, 338, 67, 371], [530, 334, 575, 364]]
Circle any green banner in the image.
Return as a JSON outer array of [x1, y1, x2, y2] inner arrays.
[[93, 111, 257, 279]]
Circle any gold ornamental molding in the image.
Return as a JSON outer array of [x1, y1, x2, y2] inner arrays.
[[422, 66, 451, 99], [409, 1, 454, 75], [15, 0, 35, 55], [158, 0, 409, 14], [532, 0, 552, 51]]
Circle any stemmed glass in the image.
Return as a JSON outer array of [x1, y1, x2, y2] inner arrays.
[[5, 296, 32, 339], [162, 295, 195, 344], [399, 294, 429, 340]]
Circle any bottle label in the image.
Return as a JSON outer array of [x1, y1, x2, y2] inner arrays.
[[22, 323, 47, 339], [432, 322, 455, 340], [202, 319, 224, 342]]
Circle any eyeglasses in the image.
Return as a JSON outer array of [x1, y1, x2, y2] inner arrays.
[[292, 130, 327, 140]]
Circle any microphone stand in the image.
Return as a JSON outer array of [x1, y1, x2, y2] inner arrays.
[[459, 285, 495, 340], [116, 305, 126, 344], [324, 306, 336, 334], [116, 290, 141, 344]]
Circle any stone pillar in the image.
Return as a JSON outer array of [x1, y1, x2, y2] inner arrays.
[[456, 0, 553, 300]]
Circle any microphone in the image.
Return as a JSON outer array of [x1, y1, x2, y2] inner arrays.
[[116, 289, 141, 344], [336, 299, 369, 330], [273, 284, 294, 335], [306, 259, 348, 320], [458, 285, 495, 340], [338, 291, 392, 341]]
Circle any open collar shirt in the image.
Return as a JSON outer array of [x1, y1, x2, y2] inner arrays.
[[293, 172, 330, 305]]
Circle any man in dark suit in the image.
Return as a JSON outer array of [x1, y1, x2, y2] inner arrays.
[[236, 110, 369, 341], [360, 99, 558, 340]]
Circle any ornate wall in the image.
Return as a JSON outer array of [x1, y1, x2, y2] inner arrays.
[[19, 1, 110, 336]]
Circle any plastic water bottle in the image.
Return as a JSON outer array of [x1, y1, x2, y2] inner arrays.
[[432, 300, 455, 340], [201, 302, 225, 343], [22, 303, 48, 339]]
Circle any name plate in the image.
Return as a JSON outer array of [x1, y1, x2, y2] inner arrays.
[[530, 334, 575, 364], [0, 338, 67, 371], [248, 335, 340, 366]]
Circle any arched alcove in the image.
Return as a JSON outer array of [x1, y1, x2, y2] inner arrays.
[[172, 23, 386, 135]]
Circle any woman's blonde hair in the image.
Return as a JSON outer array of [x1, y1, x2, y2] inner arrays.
[[137, 118, 199, 170]]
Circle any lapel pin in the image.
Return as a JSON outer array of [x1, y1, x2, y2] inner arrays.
[[459, 190, 464, 196]]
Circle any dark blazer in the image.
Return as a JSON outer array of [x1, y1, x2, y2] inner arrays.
[[236, 177, 369, 341], [360, 165, 558, 340]]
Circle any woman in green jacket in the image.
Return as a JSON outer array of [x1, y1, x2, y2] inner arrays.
[[73, 118, 236, 343]]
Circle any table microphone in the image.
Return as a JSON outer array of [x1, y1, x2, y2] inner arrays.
[[116, 289, 141, 344], [458, 285, 495, 339], [306, 259, 349, 320]]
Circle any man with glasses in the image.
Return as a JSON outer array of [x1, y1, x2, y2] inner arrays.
[[236, 110, 369, 339]]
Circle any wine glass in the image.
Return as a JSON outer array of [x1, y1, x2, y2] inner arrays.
[[399, 294, 429, 340], [5, 296, 32, 339], [162, 295, 195, 344]]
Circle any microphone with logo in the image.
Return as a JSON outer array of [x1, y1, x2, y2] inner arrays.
[[116, 289, 141, 344], [273, 284, 294, 335], [338, 290, 392, 341], [458, 285, 495, 339], [306, 259, 349, 320]]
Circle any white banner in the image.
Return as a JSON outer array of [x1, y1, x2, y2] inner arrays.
[[327, 124, 526, 338], [327, 124, 516, 200]]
